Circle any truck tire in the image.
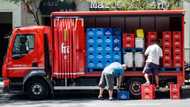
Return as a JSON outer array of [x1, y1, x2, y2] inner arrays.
[[26, 78, 49, 100], [127, 78, 144, 98]]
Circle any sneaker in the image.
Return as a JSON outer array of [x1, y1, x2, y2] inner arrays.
[[109, 97, 113, 101], [98, 96, 104, 100], [143, 82, 150, 85]]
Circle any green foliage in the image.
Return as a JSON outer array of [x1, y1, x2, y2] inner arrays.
[[7, 0, 20, 3], [7, 0, 35, 4], [89, 0, 186, 10], [89, 0, 153, 10]]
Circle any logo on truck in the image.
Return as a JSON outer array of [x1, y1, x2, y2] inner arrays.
[[61, 43, 70, 54]]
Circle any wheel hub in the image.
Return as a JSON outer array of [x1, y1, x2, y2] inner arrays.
[[32, 84, 42, 95]]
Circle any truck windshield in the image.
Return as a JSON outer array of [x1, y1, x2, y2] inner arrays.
[[12, 34, 34, 59]]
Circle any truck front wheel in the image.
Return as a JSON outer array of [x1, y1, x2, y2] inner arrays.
[[26, 79, 49, 99]]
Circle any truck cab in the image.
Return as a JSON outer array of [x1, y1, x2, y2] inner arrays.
[[2, 26, 52, 99]]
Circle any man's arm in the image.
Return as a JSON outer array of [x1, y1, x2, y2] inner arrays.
[[144, 46, 149, 56], [159, 47, 163, 67], [159, 57, 163, 67]]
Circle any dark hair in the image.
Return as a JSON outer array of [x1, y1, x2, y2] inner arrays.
[[20, 37, 27, 43]]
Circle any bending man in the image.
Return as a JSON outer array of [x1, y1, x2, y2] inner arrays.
[[98, 62, 127, 100]]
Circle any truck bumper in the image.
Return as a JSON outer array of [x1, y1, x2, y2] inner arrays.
[[2, 78, 10, 93], [2, 78, 23, 93]]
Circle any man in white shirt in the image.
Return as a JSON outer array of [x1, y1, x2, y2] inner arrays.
[[98, 62, 127, 100], [143, 39, 163, 88]]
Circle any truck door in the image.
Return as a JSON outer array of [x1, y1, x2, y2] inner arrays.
[[6, 31, 39, 78], [52, 18, 85, 79]]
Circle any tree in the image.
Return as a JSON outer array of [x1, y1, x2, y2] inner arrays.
[[7, 0, 41, 25], [166, 0, 182, 9], [7, 0, 77, 25], [88, 0, 189, 10], [88, 0, 153, 10], [5, 0, 190, 25]]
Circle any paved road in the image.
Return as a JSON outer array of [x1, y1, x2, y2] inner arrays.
[[1, 81, 190, 107], [0, 90, 190, 107], [1, 98, 190, 107]]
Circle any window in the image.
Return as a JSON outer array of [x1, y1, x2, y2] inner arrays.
[[12, 34, 34, 59]]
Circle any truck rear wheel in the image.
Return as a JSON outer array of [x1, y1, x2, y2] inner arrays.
[[26, 78, 49, 100], [127, 78, 144, 98]]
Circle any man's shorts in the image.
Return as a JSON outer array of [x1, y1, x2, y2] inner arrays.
[[98, 73, 114, 90], [143, 62, 159, 75]]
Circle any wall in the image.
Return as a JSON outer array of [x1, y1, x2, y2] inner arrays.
[[76, 0, 90, 11], [21, 0, 42, 25], [0, 0, 22, 27]]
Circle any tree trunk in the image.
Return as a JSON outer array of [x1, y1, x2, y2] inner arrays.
[[23, 0, 40, 25], [35, 10, 40, 25]]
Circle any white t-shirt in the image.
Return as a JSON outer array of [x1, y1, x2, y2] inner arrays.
[[102, 62, 123, 75], [144, 43, 163, 65]]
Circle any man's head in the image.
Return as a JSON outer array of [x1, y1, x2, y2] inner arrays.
[[121, 64, 127, 70], [20, 37, 27, 43]]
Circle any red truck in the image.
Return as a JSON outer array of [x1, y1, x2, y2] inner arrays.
[[2, 10, 185, 99]]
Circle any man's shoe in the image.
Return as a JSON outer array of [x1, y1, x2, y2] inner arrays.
[[143, 82, 150, 86], [109, 97, 113, 101], [98, 96, 104, 100]]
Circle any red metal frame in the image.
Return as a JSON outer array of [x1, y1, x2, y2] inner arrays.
[[180, 16, 185, 85], [81, 71, 182, 77]]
